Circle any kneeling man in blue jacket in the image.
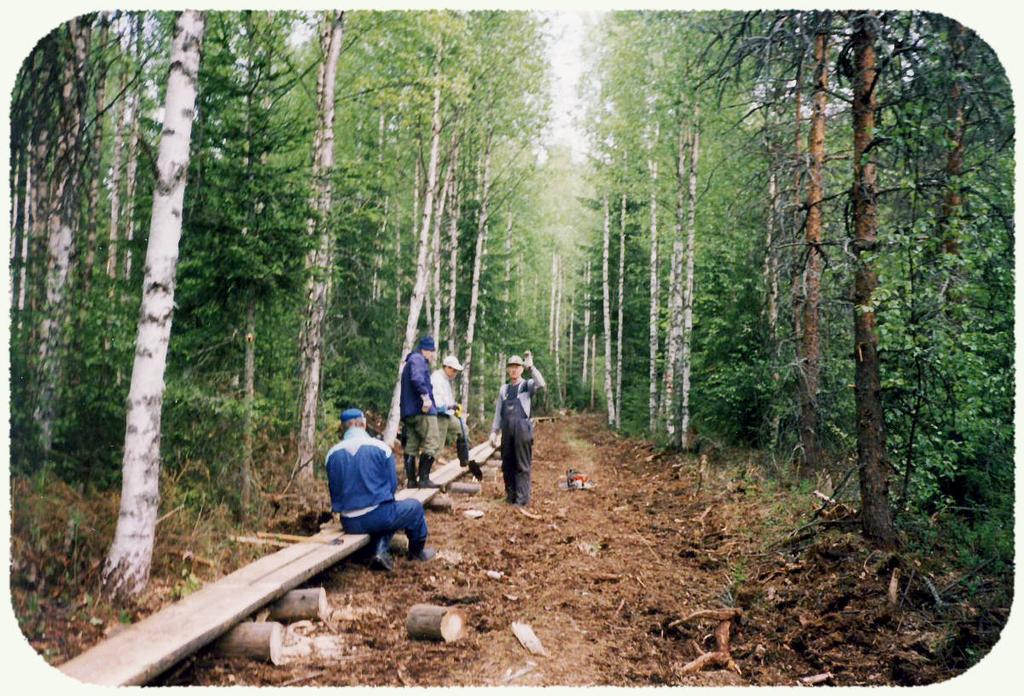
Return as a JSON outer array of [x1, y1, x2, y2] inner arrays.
[[326, 408, 437, 571]]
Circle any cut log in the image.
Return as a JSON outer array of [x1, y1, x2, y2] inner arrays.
[[446, 481, 481, 495], [426, 493, 453, 511], [511, 622, 549, 657], [267, 588, 330, 623], [405, 604, 467, 643], [213, 621, 285, 665]]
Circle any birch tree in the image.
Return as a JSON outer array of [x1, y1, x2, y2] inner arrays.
[[647, 123, 660, 433], [459, 131, 493, 413], [295, 11, 345, 483], [615, 192, 626, 428], [679, 125, 700, 446], [601, 196, 615, 425], [383, 62, 446, 445], [102, 10, 205, 599], [663, 126, 686, 443]]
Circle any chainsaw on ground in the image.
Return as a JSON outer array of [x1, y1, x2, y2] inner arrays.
[[565, 468, 594, 490]]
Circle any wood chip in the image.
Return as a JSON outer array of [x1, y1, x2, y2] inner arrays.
[[511, 622, 549, 657], [502, 660, 537, 683], [486, 570, 504, 580], [799, 672, 833, 685], [463, 509, 485, 519]]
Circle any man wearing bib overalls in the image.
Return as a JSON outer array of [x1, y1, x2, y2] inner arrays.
[[488, 351, 546, 506]]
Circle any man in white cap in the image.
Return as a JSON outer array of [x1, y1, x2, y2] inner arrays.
[[489, 350, 545, 506], [431, 355, 482, 480]]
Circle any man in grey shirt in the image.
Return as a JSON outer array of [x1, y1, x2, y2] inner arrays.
[[489, 351, 546, 506]]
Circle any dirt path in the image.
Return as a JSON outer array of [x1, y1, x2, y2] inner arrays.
[[170, 414, 965, 687]]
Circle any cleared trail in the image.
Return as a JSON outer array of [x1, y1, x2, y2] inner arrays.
[[170, 414, 944, 686]]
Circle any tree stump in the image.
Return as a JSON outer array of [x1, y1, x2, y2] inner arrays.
[[267, 588, 330, 623], [213, 621, 285, 664], [405, 604, 467, 642], [446, 481, 481, 495]]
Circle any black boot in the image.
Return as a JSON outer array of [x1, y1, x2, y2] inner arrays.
[[408, 545, 437, 562], [403, 454, 417, 488], [371, 535, 394, 572], [417, 454, 440, 488]]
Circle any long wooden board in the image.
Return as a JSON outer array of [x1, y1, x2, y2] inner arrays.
[[58, 443, 494, 686]]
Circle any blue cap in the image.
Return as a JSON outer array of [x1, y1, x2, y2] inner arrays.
[[340, 408, 365, 423], [417, 335, 436, 351]]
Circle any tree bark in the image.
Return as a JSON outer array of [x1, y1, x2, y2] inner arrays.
[[446, 157, 461, 354], [458, 132, 492, 413], [106, 69, 127, 281], [242, 298, 256, 509], [294, 11, 345, 483], [798, 29, 828, 475], [548, 253, 558, 356], [602, 196, 615, 425], [122, 17, 143, 281], [664, 126, 686, 444], [555, 260, 564, 405], [406, 604, 467, 643], [82, 14, 111, 295], [267, 588, 330, 623], [615, 192, 626, 428], [431, 140, 456, 342], [939, 19, 966, 258], [581, 260, 590, 384], [213, 622, 285, 664], [851, 13, 896, 547], [102, 10, 205, 600], [680, 124, 700, 445], [35, 18, 90, 455], [647, 123, 661, 433], [383, 67, 446, 445]]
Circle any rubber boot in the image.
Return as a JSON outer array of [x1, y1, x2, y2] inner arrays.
[[459, 436, 483, 481], [403, 454, 417, 488], [371, 535, 394, 572], [417, 454, 440, 488]]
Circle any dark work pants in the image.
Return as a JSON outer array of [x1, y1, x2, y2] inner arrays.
[[341, 499, 428, 556], [501, 419, 534, 506]]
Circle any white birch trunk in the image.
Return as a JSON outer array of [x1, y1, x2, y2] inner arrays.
[[567, 280, 574, 387], [458, 133, 492, 412], [105, 72, 127, 280], [647, 123, 660, 433], [615, 192, 626, 428], [122, 20, 143, 281], [102, 10, 205, 600], [446, 157, 460, 354], [295, 12, 345, 483], [665, 126, 687, 446], [554, 261, 563, 405], [431, 144, 455, 342], [581, 260, 590, 383], [35, 18, 89, 453], [548, 254, 558, 356], [590, 333, 597, 408], [680, 125, 700, 445], [383, 73, 445, 445], [602, 196, 615, 425]]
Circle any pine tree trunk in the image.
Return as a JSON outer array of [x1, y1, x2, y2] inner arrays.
[[602, 196, 615, 425], [680, 125, 700, 446], [295, 11, 345, 482], [459, 132, 492, 413], [798, 29, 828, 476], [851, 13, 896, 547], [615, 192, 626, 428], [35, 18, 90, 455], [647, 123, 660, 433], [102, 10, 205, 600], [383, 71, 446, 445]]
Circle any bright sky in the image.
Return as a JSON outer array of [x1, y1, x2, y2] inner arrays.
[[539, 11, 602, 164]]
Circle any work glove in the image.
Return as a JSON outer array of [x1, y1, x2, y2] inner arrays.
[[453, 403, 464, 419], [421, 394, 432, 413], [488, 431, 500, 448], [523, 350, 534, 369]]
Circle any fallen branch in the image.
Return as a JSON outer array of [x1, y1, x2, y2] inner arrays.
[[280, 670, 324, 687], [672, 608, 743, 677], [515, 507, 541, 520]]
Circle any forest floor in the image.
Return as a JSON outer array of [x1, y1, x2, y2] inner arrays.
[[13, 414, 1011, 686]]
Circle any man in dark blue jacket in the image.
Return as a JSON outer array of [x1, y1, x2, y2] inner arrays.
[[326, 408, 437, 571], [399, 335, 442, 488]]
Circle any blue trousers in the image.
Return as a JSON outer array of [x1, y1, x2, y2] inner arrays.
[[341, 499, 428, 556]]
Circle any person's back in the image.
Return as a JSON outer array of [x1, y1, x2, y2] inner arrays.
[[400, 351, 435, 419], [326, 428, 396, 514]]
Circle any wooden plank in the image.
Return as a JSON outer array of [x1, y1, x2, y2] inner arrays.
[[59, 450, 479, 686]]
